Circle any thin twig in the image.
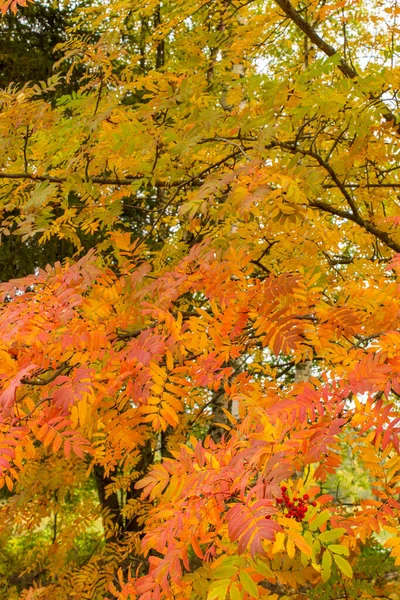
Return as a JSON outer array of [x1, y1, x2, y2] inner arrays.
[[21, 362, 69, 386]]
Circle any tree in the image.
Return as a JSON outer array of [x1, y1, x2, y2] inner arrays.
[[1, 0, 400, 598], [0, 0, 104, 282]]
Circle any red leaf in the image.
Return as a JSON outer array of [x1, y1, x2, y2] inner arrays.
[[227, 500, 282, 558]]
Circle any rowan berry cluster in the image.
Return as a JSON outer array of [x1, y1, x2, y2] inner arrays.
[[276, 486, 317, 521]]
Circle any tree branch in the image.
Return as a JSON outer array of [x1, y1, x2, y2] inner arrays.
[[276, 140, 360, 216], [273, 0, 357, 78], [17, 396, 52, 422], [115, 323, 157, 340], [323, 183, 400, 189], [266, 139, 400, 252], [309, 199, 400, 253], [23, 126, 31, 174], [273, 0, 400, 132], [21, 362, 69, 386], [0, 172, 144, 186], [0, 151, 243, 190]]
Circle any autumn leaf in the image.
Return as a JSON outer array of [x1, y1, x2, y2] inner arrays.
[[227, 500, 282, 558]]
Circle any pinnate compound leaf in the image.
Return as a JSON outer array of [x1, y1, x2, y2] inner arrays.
[[0, 0, 31, 14], [134, 463, 170, 501], [227, 500, 282, 558], [0, 365, 38, 410]]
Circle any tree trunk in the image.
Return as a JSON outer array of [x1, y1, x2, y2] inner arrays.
[[93, 464, 123, 542]]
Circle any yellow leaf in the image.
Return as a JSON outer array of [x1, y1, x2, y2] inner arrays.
[[53, 434, 63, 453], [166, 350, 174, 371], [286, 538, 295, 559], [77, 397, 87, 427], [43, 428, 56, 447], [71, 405, 79, 428], [161, 402, 179, 427], [383, 536, 400, 548], [333, 555, 353, 578], [289, 530, 312, 557], [273, 532, 286, 554]]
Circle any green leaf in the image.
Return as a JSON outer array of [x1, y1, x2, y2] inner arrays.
[[301, 550, 310, 567], [207, 579, 231, 600], [239, 571, 259, 598], [318, 528, 346, 543], [252, 559, 274, 579], [312, 539, 321, 556], [321, 550, 332, 583], [213, 566, 238, 579], [333, 554, 353, 578], [328, 544, 349, 556], [230, 583, 242, 600], [304, 530, 316, 561], [309, 510, 331, 531]]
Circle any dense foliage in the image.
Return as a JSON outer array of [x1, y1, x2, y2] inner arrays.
[[1, 0, 400, 598]]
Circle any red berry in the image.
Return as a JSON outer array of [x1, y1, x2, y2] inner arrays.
[[276, 498, 283, 504], [265, 515, 271, 519], [303, 494, 309, 500], [281, 486, 287, 493], [311, 501, 317, 507]]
